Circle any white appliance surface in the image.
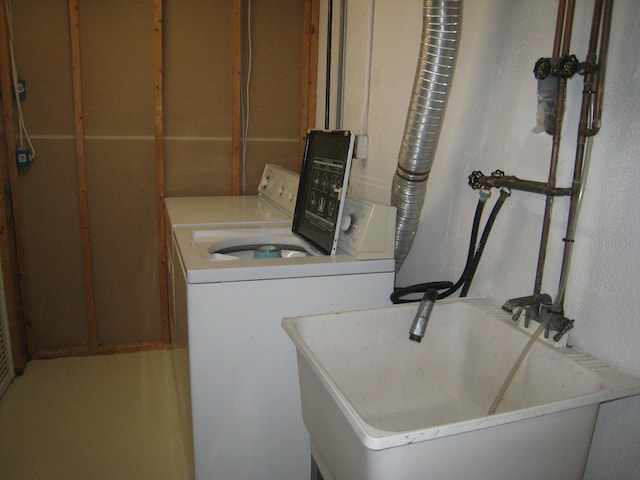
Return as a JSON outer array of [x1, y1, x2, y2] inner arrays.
[[175, 226, 394, 283], [165, 195, 291, 230], [166, 164, 300, 479], [165, 164, 300, 230], [169, 136, 395, 480], [182, 264, 393, 480], [174, 222, 395, 480], [171, 220, 395, 473]]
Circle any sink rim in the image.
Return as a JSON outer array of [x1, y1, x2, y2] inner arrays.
[[282, 297, 640, 451]]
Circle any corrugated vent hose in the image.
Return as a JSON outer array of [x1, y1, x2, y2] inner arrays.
[[391, 0, 464, 271]]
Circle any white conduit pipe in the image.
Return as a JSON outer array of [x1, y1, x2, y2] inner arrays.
[[391, 0, 463, 271]]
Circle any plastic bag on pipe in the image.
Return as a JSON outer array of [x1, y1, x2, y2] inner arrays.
[[532, 75, 559, 134]]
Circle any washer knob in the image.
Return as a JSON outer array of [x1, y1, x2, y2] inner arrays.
[[341, 214, 356, 233]]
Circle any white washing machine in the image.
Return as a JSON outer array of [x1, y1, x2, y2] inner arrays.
[[165, 163, 300, 231], [169, 131, 397, 480], [165, 163, 300, 479]]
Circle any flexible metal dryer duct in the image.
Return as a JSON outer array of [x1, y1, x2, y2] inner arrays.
[[391, 0, 463, 270]]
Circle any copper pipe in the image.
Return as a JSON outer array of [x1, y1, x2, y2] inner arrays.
[[588, 0, 604, 57], [583, 0, 613, 136], [552, 0, 567, 58], [552, 0, 613, 312], [574, 0, 605, 181], [474, 175, 573, 197], [561, 0, 575, 57], [534, 0, 576, 295]]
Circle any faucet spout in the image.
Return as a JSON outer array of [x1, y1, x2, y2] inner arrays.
[[409, 288, 438, 343], [502, 294, 552, 322], [502, 293, 574, 342]]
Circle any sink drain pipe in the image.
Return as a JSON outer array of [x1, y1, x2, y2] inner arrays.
[[391, 0, 464, 271]]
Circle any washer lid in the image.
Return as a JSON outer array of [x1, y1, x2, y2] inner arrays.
[[293, 130, 355, 255]]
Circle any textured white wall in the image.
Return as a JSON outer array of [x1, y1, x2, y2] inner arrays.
[[324, 0, 640, 477]]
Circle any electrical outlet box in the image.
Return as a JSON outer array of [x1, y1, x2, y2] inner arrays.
[[16, 148, 32, 167], [12, 79, 26, 101]]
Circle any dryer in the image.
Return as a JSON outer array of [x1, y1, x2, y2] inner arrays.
[[169, 131, 396, 480]]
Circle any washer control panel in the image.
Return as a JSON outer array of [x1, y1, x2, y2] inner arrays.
[[338, 196, 396, 260], [258, 165, 395, 260], [258, 164, 300, 216]]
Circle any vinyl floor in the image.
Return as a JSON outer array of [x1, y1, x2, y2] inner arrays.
[[0, 350, 190, 479]]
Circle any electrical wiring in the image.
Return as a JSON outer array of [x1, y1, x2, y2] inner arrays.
[[5, 0, 36, 162], [240, 0, 252, 195], [360, 0, 375, 136]]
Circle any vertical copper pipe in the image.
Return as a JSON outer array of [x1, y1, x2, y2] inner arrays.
[[553, 0, 613, 311], [575, 0, 604, 177], [560, 0, 575, 56], [587, 0, 604, 57], [552, 0, 567, 57], [589, 0, 613, 134], [534, 0, 576, 294]]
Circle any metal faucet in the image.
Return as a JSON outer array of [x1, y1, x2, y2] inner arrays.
[[409, 289, 438, 343], [502, 293, 574, 342], [502, 294, 552, 323]]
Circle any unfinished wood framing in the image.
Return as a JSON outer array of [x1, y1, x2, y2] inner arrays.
[[154, 0, 169, 344], [0, 0, 30, 368], [0, 0, 317, 360], [300, 0, 320, 161], [68, 0, 98, 352], [32, 341, 169, 360], [231, 0, 242, 195]]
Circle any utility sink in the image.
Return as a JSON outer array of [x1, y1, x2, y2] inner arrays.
[[282, 298, 640, 480]]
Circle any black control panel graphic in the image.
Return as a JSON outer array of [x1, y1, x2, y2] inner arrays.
[[293, 131, 354, 254], [307, 157, 343, 232]]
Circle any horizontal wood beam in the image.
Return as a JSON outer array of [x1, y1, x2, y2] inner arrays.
[[32, 341, 170, 360]]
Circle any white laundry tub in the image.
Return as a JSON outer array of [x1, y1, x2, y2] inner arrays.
[[282, 298, 640, 480]]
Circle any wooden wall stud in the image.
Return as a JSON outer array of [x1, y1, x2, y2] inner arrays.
[[68, 0, 98, 351]]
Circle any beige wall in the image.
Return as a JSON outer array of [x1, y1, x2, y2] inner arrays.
[[10, 0, 305, 352]]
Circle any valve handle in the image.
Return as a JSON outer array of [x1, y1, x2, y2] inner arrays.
[[534, 57, 552, 80], [553, 318, 575, 342], [559, 54, 580, 78], [468, 170, 485, 190]]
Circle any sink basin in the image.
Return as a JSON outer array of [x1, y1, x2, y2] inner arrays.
[[282, 298, 640, 480]]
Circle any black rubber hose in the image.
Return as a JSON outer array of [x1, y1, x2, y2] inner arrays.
[[391, 194, 488, 304], [460, 189, 510, 296], [390, 281, 454, 304], [437, 195, 488, 299], [391, 189, 509, 304]]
